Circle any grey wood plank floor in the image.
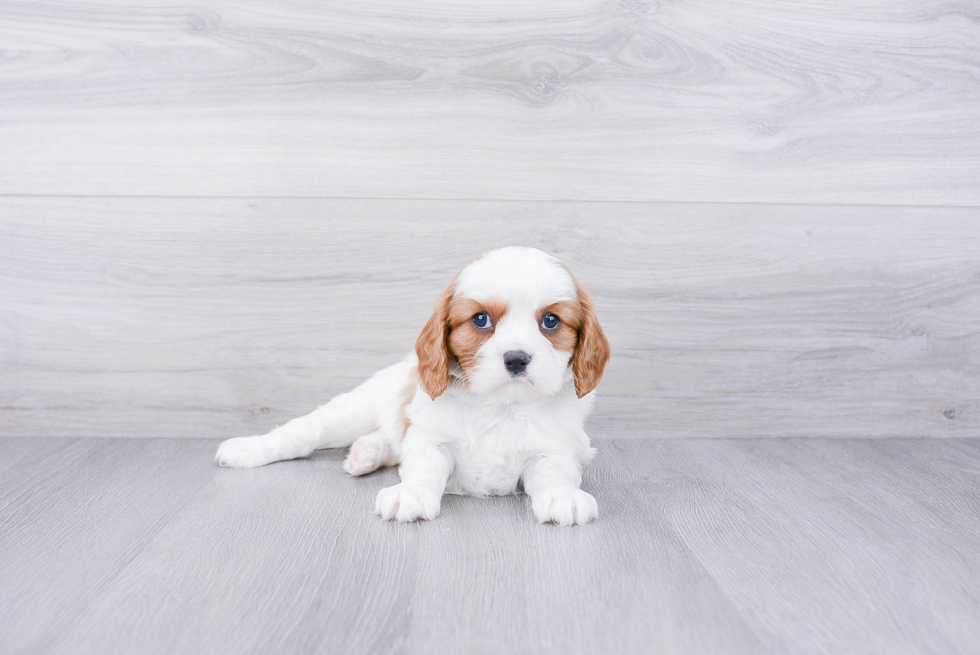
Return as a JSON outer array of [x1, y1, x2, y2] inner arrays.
[[1, 0, 978, 203], [3, 197, 978, 440], [1, 437, 977, 655]]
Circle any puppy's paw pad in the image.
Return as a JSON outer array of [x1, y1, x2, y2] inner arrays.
[[375, 484, 441, 522], [343, 438, 385, 476], [215, 436, 274, 469], [532, 488, 598, 526]]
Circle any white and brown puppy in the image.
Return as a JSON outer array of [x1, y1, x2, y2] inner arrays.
[[215, 246, 610, 526]]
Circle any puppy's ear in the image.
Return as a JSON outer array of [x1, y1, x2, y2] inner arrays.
[[572, 284, 611, 398], [415, 283, 455, 399]]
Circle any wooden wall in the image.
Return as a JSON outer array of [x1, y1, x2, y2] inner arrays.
[[1, 0, 978, 438]]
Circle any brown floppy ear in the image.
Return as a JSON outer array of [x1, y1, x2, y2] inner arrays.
[[572, 284, 611, 398], [415, 283, 455, 399]]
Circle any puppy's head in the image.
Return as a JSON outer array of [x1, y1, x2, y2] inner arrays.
[[415, 247, 610, 400]]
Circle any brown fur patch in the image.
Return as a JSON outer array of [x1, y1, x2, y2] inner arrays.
[[396, 366, 420, 437], [538, 301, 582, 352], [569, 281, 611, 398], [415, 283, 455, 399], [447, 298, 509, 375]]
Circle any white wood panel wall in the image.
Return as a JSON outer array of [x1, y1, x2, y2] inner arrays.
[[1, 0, 978, 203], [1, 198, 977, 439], [1, 1, 978, 439]]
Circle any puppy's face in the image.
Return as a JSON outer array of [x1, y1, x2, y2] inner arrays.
[[416, 247, 610, 400]]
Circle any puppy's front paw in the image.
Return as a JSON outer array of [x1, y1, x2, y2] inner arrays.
[[531, 487, 598, 526], [374, 484, 441, 522], [215, 436, 276, 469]]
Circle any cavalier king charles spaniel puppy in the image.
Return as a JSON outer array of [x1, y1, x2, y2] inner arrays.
[[215, 246, 610, 526]]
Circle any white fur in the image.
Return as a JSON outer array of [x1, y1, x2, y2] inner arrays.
[[215, 247, 602, 526]]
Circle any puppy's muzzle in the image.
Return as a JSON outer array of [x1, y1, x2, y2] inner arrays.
[[503, 351, 531, 376]]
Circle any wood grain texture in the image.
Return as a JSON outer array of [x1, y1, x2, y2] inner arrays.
[[0, 439, 219, 653], [0, 437, 977, 654], [2, 197, 978, 440], [1, 0, 978, 203]]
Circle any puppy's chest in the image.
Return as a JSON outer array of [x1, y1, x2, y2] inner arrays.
[[445, 408, 552, 496]]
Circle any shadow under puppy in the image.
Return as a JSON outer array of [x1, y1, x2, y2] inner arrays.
[[216, 246, 610, 526]]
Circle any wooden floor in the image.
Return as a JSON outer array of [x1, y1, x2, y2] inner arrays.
[[1, 437, 978, 655]]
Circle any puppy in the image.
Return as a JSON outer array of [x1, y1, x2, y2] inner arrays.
[[215, 246, 610, 526]]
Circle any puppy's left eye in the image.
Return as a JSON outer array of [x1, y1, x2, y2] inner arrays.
[[541, 313, 560, 331]]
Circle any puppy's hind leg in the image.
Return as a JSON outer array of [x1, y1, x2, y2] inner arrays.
[[343, 360, 417, 476], [216, 356, 415, 469], [343, 431, 397, 476]]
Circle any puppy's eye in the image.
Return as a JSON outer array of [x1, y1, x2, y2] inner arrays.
[[541, 313, 560, 331], [472, 312, 492, 329]]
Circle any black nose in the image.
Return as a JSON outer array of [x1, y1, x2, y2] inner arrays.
[[503, 351, 531, 376]]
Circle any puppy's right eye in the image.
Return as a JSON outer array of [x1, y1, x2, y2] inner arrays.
[[472, 312, 492, 329]]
